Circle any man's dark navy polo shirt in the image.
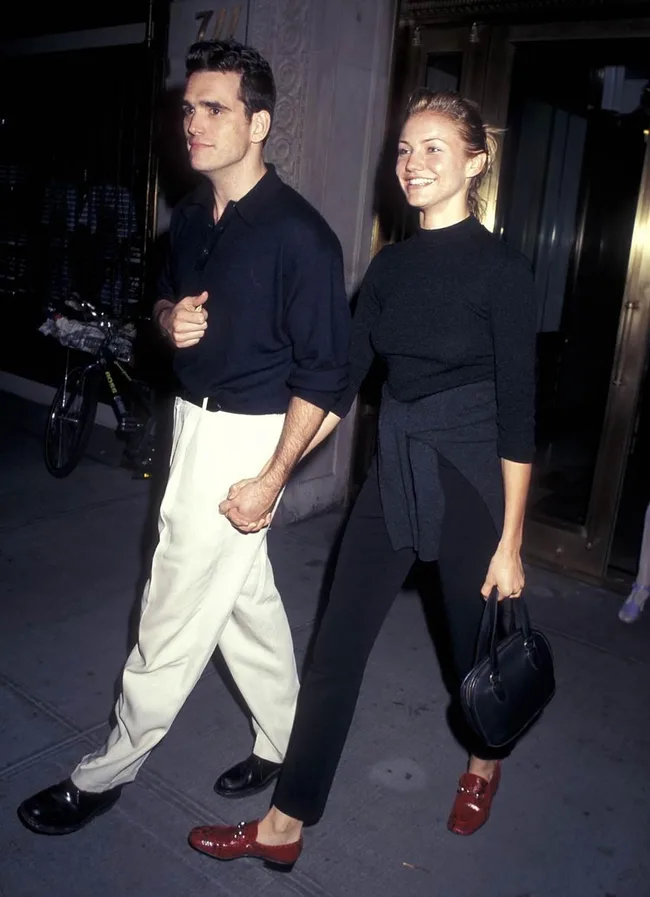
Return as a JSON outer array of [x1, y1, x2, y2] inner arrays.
[[158, 165, 350, 414]]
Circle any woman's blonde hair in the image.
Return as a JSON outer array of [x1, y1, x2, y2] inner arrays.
[[404, 88, 500, 220]]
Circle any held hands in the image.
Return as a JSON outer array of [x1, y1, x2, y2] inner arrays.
[[219, 461, 280, 533], [158, 291, 209, 348], [480, 545, 525, 601]]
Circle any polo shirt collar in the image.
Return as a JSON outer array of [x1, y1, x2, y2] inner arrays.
[[184, 164, 283, 226], [236, 164, 283, 225]]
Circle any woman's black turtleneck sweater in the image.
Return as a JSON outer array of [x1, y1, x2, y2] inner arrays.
[[334, 215, 537, 463]]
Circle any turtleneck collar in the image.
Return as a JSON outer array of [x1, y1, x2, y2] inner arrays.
[[415, 214, 480, 242]]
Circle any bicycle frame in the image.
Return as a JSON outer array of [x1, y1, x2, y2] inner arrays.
[[98, 349, 130, 422], [63, 342, 149, 440]]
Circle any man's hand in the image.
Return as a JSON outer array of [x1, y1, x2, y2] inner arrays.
[[219, 396, 326, 534], [156, 291, 209, 348], [219, 475, 280, 533]]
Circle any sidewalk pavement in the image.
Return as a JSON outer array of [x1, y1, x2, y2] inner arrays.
[[1, 390, 649, 897]]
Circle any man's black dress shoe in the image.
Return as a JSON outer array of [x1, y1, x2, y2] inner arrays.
[[17, 779, 122, 835], [214, 754, 281, 799]]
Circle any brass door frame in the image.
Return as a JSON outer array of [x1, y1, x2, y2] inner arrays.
[[400, 0, 650, 26], [483, 19, 650, 577], [525, 136, 650, 577]]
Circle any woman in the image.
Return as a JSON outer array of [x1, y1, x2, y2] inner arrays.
[[189, 89, 537, 867]]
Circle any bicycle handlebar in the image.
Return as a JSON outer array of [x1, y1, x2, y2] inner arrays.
[[63, 297, 118, 332], [62, 296, 148, 327]]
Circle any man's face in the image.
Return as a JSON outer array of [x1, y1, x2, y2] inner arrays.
[[182, 71, 255, 176]]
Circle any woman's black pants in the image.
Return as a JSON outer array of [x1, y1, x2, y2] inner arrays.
[[273, 455, 510, 825]]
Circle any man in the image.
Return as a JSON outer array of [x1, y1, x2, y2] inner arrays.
[[18, 39, 349, 835]]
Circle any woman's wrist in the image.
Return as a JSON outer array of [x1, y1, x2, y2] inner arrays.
[[496, 537, 522, 555]]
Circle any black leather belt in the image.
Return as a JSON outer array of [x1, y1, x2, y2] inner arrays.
[[178, 390, 284, 415], [178, 391, 225, 412]]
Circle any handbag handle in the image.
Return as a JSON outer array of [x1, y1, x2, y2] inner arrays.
[[475, 592, 537, 695]]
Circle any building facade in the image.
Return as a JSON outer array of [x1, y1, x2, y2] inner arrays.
[[0, 0, 398, 523], [2, 0, 649, 583]]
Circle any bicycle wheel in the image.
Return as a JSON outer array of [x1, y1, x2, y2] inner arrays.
[[44, 366, 100, 477]]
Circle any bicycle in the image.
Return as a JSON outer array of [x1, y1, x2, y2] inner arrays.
[[43, 298, 157, 478]]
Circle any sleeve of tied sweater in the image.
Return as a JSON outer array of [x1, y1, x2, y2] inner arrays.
[[330, 255, 384, 418], [490, 253, 537, 463]]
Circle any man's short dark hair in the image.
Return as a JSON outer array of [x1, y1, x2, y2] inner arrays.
[[186, 39, 276, 125]]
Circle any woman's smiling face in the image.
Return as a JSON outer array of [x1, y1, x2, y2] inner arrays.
[[396, 111, 484, 218]]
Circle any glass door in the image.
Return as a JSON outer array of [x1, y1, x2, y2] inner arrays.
[[484, 21, 650, 578]]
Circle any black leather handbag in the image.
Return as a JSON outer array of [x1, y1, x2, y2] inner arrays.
[[460, 593, 555, 749]]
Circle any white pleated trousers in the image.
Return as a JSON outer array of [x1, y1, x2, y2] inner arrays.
[[72, 398, 299, 792]]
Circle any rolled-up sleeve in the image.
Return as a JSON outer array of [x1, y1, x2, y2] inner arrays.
[[284, 229, 350, 413], [490, 253, 537, 462]]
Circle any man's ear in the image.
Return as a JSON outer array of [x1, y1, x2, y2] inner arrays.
[[251, 110, 271, 145]]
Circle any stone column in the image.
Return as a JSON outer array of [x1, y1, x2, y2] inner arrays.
[[248, 0, 397, 523]]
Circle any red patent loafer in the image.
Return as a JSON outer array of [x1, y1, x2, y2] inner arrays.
[[447, 762, 501, 836], [188, 820, 302, 868]]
